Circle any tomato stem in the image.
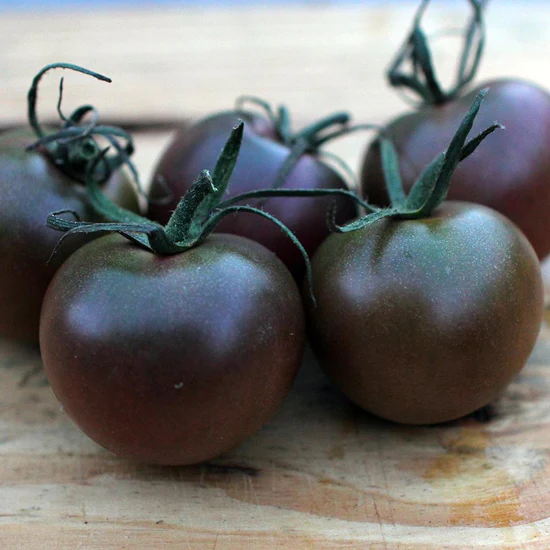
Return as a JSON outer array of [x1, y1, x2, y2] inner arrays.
[[48, 120, 359, 304], [234, 95, 379, 193], [331, 90, 502, 231], [216, 188, 374, 212], [388, 0, 486, 106], [26, 62, 142, 190]]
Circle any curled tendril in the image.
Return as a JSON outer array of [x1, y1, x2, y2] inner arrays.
[[26, 62, 142, 190], [388, 0, 486, 106]]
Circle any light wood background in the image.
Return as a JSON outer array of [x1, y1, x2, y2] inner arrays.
[[2, 2, 550, 548]]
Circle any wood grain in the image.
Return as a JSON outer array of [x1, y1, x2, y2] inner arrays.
[[3, 3, 550, 548], [3, 322, 550, 549]]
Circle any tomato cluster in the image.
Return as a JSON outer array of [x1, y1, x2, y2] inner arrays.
[[2, 0, 547, 465]]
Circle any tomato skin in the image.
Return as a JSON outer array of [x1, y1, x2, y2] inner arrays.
[[0, 130, 139, 343], [148, 112, 357, 280], [361, 79, 550, 259], [306, 202, 543, 425], [39, 233, 305, 465]]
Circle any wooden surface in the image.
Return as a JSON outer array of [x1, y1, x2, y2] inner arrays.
[[3, 322, 550, 549], [3, 2, 550, 548]]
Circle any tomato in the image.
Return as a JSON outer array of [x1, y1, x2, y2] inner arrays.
[[308, 89, 544, 425], [147, 107, 358, 279], [361, 80, 550, 259], [0, 129, 137, 343], [306, 201, 543, 424], [361, 2, 550, 258], [39, 120, 308, 464], [0, 63, 140, 343], [40, 232, 304, 465]]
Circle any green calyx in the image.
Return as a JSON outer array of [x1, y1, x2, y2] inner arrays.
[[332, 89, 502, 233], [26, 62, 140, 187], [388, 0, 486, 106], [47, 120, 369, 304], [235, 96, 379, 190]]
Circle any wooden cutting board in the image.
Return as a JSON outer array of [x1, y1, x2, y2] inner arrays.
[[2, 3, 550, 548], [2, 319, 550, 549]]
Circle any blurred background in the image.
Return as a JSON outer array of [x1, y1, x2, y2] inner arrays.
[[1, 1, 546, 176], [2, 0, 550, 286], [1, 0, 547, 183]]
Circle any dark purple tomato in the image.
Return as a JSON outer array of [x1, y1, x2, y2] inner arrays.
[[306, 201, 543, 425], [361, 79, 550, 259], [39, 233, 305, 465], [148, 111, 357, 280], [0, 130, 139, 343]]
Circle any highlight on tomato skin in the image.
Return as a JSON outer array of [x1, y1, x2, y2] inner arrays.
[[360, 0, 550, 260], [0, 64, 140, 343], [147, 106, 360, 281], [39, 232, 305, 465]]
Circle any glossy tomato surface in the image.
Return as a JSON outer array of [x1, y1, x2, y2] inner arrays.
[[0, 129, 139, 343], [148, 111, 357, 279], [307, 202, 543, 425], [361, 79, 550, 258], [40, 233, 305, 465]]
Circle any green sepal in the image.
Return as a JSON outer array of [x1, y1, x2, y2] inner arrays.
[[329, 207, 399, 234], [165, 170, 218, 243], [387, 0, 486, 106], [202, 204, 316, 305], [379, 136, 406, 208], [405, 88, 486, 212], [46, 211, 154, 258], [235, 96, 277, 128], [189, 121, 245, 226], [409, 26, 445, 105], [296, 112, 350, 144], [336, 88, 502, 233]]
